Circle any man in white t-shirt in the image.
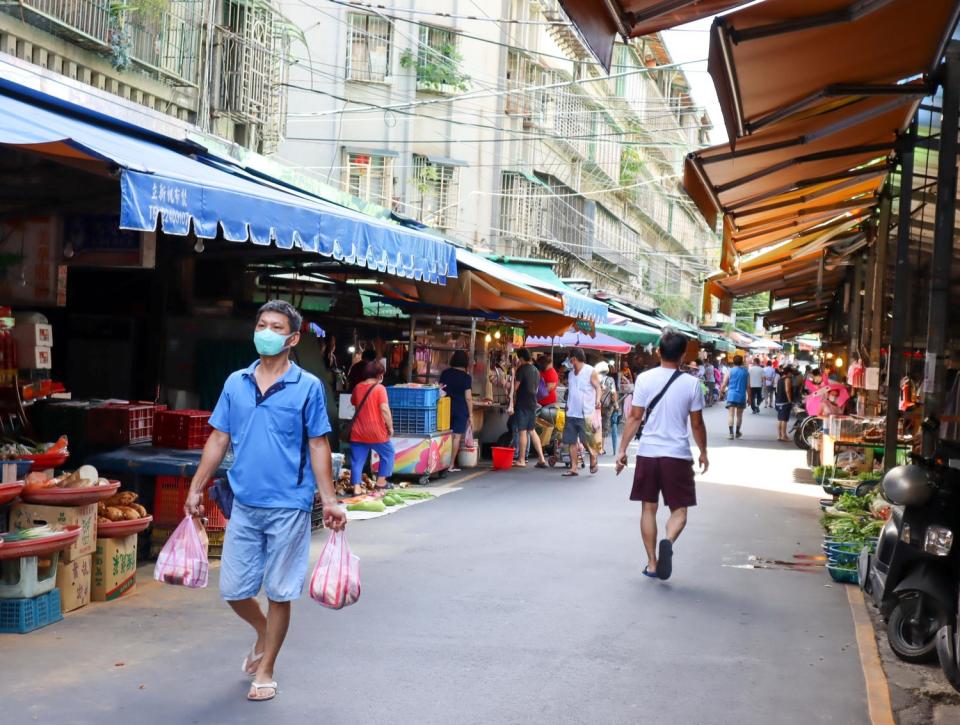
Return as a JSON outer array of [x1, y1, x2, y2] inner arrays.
[[561, 347, 601, 476], [615, 327, 708, 581], [748, 357, 764, 414]]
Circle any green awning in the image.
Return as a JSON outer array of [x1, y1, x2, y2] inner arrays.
[[487, 258, 609, 323], [360, 290, 406, 318], [597, 322, 660, 346]]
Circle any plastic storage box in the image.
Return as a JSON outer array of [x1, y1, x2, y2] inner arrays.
[[153, 476, 226, 530], [153, 410, 213, 449], [436, 396, 451, 432], [392, 407, 438, 435], [0, 588, 62, 633], [387, 385, 441, 408]]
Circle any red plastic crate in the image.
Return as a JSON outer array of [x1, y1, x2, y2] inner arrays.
[[87, 403, 162, 446], [153, 409, 212, 449], [153, 476, 226, 530]]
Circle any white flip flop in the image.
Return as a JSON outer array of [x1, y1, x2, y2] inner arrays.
[[242, 646, 264, 676], [247, 681, 278, 702]]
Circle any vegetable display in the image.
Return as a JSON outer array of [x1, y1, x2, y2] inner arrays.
[[0, 435, 68, 460]]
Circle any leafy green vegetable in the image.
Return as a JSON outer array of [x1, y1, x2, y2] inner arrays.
[[835, 493, 869, 513]]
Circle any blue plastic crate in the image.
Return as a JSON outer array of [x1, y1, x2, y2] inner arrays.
[[392, 407, 438, 435], [0, 588, 62, 634], [387, 386, 441, 409]]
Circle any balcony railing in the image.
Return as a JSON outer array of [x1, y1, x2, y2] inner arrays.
[[0, 0, 205, 86]]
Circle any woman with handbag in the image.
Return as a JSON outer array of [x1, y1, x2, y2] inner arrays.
[[349, 361, 395, 490]]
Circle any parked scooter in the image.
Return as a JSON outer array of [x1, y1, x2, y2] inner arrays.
[[859, 456, 960, 662]]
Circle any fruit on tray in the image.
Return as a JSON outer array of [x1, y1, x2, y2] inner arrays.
[[97, 491, 149, 524], [346, 500, 387, 513], [22, 465, 113, 496]]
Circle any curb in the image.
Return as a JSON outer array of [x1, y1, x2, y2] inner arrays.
[[847, 585, 896, 725]]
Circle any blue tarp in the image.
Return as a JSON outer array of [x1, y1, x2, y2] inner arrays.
[[0, 92, 457, 284]]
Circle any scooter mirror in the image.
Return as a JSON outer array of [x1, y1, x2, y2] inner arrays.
[[881, 464, 933, 506]]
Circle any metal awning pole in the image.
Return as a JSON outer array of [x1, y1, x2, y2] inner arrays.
[[884, 118, 917, 469], [468, 317, 477, 369], [406, 315, 416, 383], [922, 45, 960, 457], [867, 192, 892, 414]]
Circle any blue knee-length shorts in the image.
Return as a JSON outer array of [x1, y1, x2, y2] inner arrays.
[[220, 502, 312, 602]]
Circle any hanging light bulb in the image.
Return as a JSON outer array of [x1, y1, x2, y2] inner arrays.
[[494, 330, 501, 340], [18, 271, 27, 287], [435, 312, 442, 326], [835, 358, 844, 368], [194, 239, 205, 253], [63, 241, 75, 259], [484, 333, 492, 343]]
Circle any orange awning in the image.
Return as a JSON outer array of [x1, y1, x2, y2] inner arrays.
[[684, 95, 914, 219], [708, 0, 958, 142], [557, 0, 753, 69]]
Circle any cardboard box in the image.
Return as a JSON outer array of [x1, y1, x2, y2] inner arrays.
[[13, 322, 53, 348], [21, 344, 52, 370], [92, 534, 137, 602], [9, 502, 97, 562], [56, 554, 92, 612]]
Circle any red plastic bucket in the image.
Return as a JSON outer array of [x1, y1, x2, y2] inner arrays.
[[491, 447, 515, 470]]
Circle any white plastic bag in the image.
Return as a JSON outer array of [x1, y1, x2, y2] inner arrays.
[[154, 515, 209, 588], [309, 530, 360, 609]]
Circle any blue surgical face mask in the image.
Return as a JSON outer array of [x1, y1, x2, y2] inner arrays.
[[254, 328, 291, 357]]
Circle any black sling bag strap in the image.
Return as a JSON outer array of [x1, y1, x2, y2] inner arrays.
[[638, 369, 684, 438], [340, 383, 380, 443]]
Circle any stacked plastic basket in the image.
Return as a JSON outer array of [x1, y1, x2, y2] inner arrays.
[[387, 385, 441, 435]]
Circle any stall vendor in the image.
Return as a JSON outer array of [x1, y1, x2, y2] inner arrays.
[[439, 351, 474, 471]]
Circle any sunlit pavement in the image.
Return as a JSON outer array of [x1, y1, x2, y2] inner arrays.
[[1, 403, 868, 725]]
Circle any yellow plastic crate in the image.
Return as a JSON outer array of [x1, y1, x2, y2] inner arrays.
[[437, 396, 451, 432]]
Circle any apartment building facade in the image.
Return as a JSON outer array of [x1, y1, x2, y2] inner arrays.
[[277, 0, 716, 319], [0, 0, 293, 153]]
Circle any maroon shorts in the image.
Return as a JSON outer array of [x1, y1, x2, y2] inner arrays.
[[630, 456, 697, 509]]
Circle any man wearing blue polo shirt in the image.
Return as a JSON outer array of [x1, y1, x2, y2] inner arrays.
[[185, 300, 346, 703]]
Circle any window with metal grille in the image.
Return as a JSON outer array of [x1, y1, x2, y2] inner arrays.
[[412, 156, 459, 230], [408, 25, 468, 92], [498, 172, 544, 243], [505, 51, 547, 124], [346, 13, 392, 82], [344, 152, 394, 207], [536, 173, 588, 257]]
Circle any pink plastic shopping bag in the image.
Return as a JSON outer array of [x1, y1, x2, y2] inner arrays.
[[154, 515, 209, 588], [309, 530, 360, 609]]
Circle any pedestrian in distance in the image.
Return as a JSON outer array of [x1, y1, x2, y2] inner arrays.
[[762, 359, 776, 408], [439, 350, 473, 472], [703, 359, 716, 407], [512, 347, 549, 468], [596, 360, 619, 455], [721, 354, 749, 439], [615, 327, 709, 581], [774, 365, 795, 441], [561, 347, 601, 476], [349, 361, 396, 489], [748, 357, 764, 413], [185, 300, 346, 703]]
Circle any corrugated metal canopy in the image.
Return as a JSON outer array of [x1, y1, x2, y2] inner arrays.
[[708, 0, 959, 142], [557, 0, 753, 69]]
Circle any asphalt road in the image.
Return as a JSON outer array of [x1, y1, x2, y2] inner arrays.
[[2, 403, 868, 725]]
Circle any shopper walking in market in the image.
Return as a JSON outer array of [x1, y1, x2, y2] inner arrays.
[[349, 361, 396, 490], [513, 347, 548, 468], [596, 361, 619, 455], [439, 350, 473, 472], [762, 358, 776, 409], [184, 300, 346, 703], [614, 327, 708, 580], [561, 347, 601, 476], [748, 357, 764, 414], [721, 354, 749, 439], [774, 365, 795, 442]]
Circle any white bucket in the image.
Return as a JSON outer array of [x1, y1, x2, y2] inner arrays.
[[458, 446, 478, 468]]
